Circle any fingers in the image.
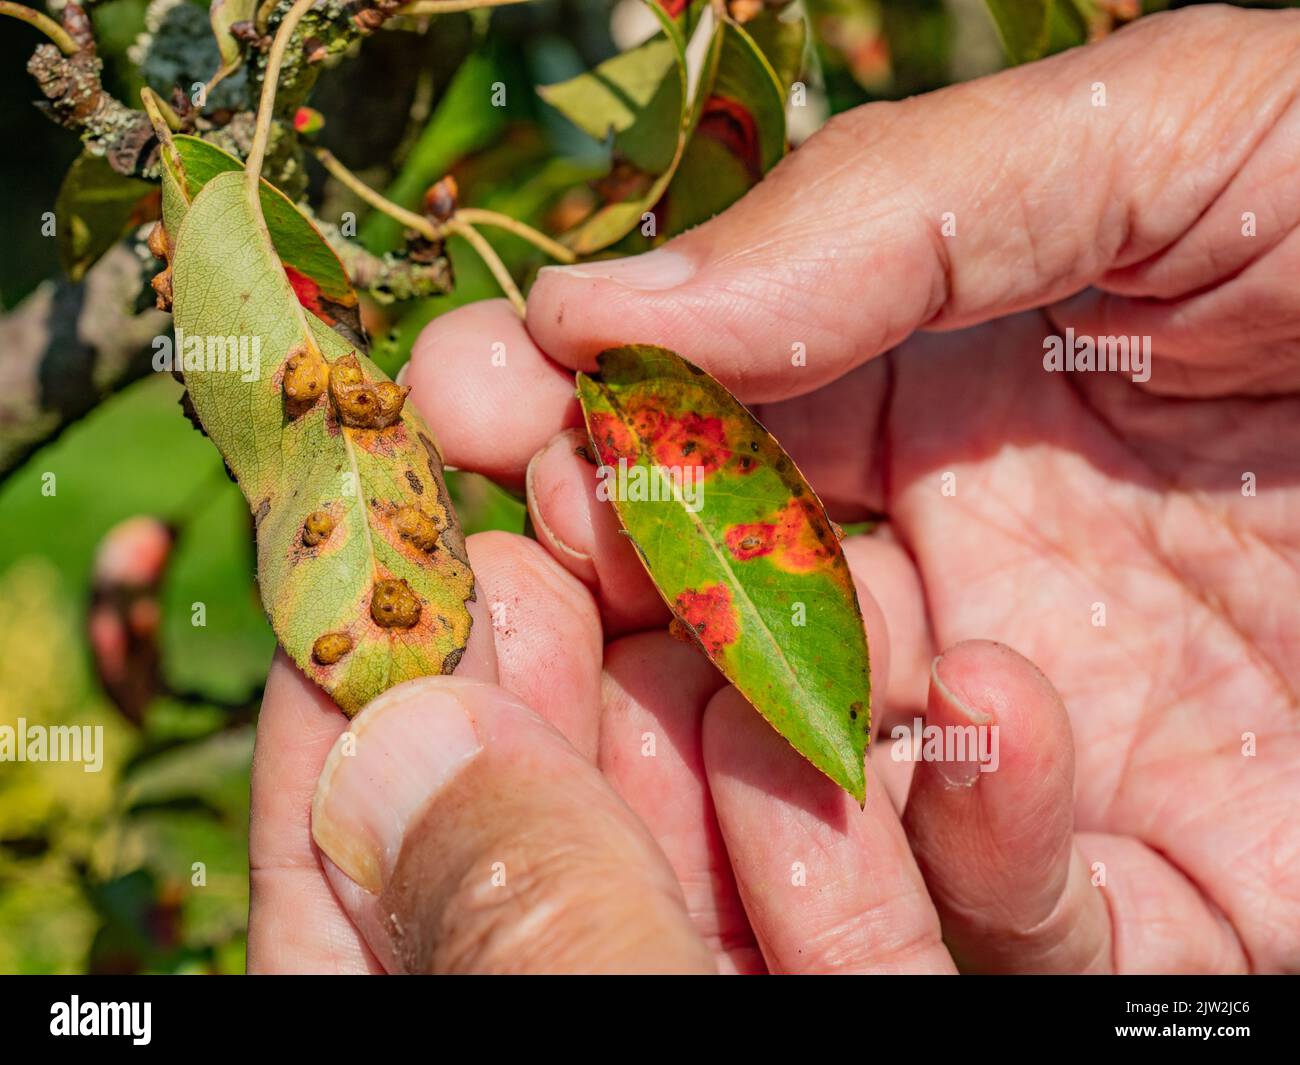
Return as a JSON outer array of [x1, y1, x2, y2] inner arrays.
[[311, 675, 715, 974], [403, 298, 581, 487], [248, 651, 381, 974], [248, 530, 601, 971], [702, 689, 954, 974], [902, 640, 1248, 973], [596, 631, 759, 973], [699, 573, 954, 974], [525, 429, 669, 633], [466, 530, 603, 760], [527, 6, 1300, 402], [902, 640, 1108, 973]]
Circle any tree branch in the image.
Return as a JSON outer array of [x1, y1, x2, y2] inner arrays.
[[0, 245, 170, 478]]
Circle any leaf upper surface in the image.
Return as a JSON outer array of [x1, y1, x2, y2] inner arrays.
[[577, 345, 870, 799]]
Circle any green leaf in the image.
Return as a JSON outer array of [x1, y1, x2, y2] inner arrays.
[[659, 12, 805, 237], [538, 33, 683, 175], [210, 0, 257, 71], [576, 346, 871, 801], [120, 727, 255, 821], [168, 135, 363, 340], [55, 152, 157, 282], [166, 169, 475, 714], [542, 2, 691, 254], [983, 0, 1088, 65]]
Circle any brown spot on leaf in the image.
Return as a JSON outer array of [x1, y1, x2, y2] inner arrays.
[[283, 345, 329, 403], [329, 354, 408, 429], [441, 646, 464, 675], [312, 632, 352, 665], [371, 579, 421, 628], [302, 510, 335, 547], [667, 617, 694, 644], [394, 505, 440, 552], [725, 521, 777, 560], [146, 221, 168, 261], [150, 266, 172, 311], [253, 497, 271, 530], [404, 469, 423, 495]]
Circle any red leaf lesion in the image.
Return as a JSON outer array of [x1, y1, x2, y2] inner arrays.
[[723, 497, 838, 572], [285, 265, 338, 326], [673, 583, 740, 654], [725, 521, 777, 560], [650, 410, 731, 473], [590, 401, 734, 474], [587, 411, 638, 466], [697, 95, 762, 181]]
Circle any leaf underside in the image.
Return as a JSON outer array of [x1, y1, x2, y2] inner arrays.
[[165, 168, 474, 714], [577, 345, 871, 801]]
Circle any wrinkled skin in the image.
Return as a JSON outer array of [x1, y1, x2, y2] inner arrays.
[[249, 7, 1300, 973]]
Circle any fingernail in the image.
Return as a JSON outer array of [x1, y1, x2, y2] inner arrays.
[[540, 248, 696, 291], [312, 680, 482, 893], [525, 430, 596, 577], [395, 361, 412, 387], [928, 653, 991, 789]]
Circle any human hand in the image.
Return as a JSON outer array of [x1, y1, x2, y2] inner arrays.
[[248, 5, 1300, 973]]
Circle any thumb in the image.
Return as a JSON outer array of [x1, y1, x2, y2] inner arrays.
[[311, 675, 714, 974], [527, 6, 1296, 402]]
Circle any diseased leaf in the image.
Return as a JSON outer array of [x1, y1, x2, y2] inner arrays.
[[166, 169, 474, 714], [55, 152, 158, 282], [541, 1, 691, 254], [577, 345, 871, 800], [658, 11, 804, 237], [167, 135, 364, 342]]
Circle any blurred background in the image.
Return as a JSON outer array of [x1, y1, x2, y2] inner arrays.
[[0, 0, 1283, 973]]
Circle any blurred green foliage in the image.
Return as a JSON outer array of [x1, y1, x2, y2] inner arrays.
[[0, 0, 1290, 974]]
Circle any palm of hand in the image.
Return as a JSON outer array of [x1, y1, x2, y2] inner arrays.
[[728, 311, 1299, 971]]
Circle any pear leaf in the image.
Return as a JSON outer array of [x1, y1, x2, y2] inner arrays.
[[166, 169, 474, 714], [577, 345, 871, 800]]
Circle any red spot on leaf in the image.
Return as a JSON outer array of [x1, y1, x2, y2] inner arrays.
[[773, 497, 837, 571], [588, 411, 638, 466], [649, 410, 732, 473], [697, 95, 761, 181], [725, 521, 777, 560], [284, 266, 336, 325], [674, 583, 739, 654], [725, 498, 838, 572], [656, 0, 688, 18]]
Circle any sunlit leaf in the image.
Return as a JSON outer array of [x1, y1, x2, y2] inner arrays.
[[210, 0, 257, 73], [577, 345, 871, 800], [166, 168, 474, 714], [659, 11, 805, 237], [168, 135, 363, 340], [541, 1, 691, 254]]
